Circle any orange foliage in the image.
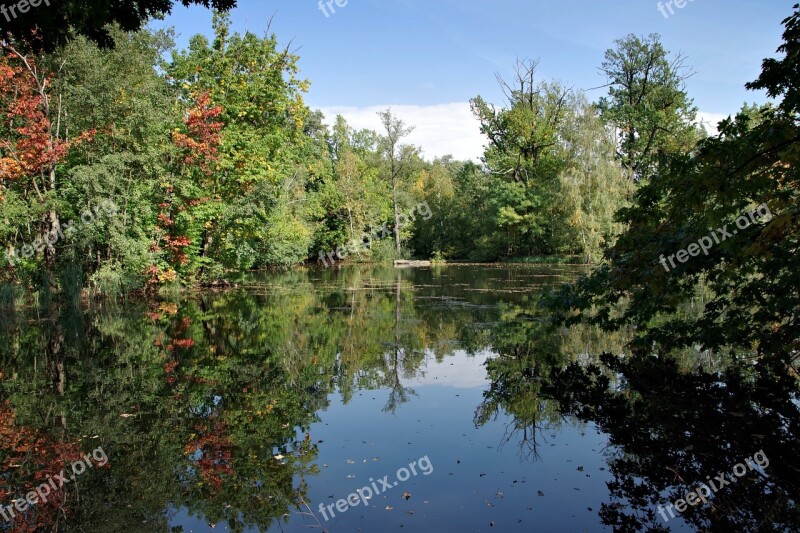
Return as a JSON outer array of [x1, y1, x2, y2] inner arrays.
[[0, 53, 94, 183], [171, 91, 223, 175], [183, 417, 234, 491]]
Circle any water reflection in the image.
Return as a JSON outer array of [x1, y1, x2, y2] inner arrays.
[[0, 265, 797, 531], [543, 354, 800, 531]]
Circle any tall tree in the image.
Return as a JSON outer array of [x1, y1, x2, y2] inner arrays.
[[378, 109, 415, 255], [0, 43, 93, 290], [168, 13, 319, 270], [597, 34, 700, 182], [553, 98, 631, 263], [471, 60, 576, 257], [54, 28, 177, 294]]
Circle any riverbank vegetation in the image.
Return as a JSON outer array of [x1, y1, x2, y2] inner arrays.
[[2, 8, 716, 299]]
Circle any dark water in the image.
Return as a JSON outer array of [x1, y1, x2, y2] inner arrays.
[[1, 265, 798, 532]]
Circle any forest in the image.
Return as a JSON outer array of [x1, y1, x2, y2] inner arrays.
[[1, 2, 799, 532], [0, 7, 718, 298]]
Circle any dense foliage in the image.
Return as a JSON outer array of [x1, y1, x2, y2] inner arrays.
[[0, 0, 238, 52], [2, 14, 682, 298], [548, 7, 800, 367]]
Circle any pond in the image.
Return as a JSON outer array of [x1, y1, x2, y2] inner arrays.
[[0, 265, 798, 532]]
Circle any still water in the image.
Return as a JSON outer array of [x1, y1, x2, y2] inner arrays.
[[1, 265, 797, 532]]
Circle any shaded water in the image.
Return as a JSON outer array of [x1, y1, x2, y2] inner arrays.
[[0, 265, 798, 532]]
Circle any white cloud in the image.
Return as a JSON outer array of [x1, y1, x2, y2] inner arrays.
[[697, 111, 731, 136], [317, 102, 487, 162], [402, 349, 492, 389]]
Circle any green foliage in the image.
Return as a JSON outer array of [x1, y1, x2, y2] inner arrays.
[[548, 8, 800, 364], [0, 17, 694, 296], [553, 97, 633, 262], [166, 13, 320, 274], [597, 33, 702, 182], [452, 61, 631, 262], [0, 0, 237, 52]]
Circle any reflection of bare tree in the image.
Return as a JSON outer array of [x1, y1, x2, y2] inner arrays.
[[381, 272, 417, 413], [474, 303, 575, 462], [44, 304, 68, 439], [475, 352, 552, 462]]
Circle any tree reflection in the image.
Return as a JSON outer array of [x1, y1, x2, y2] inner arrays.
[[475, 302, 628, 460], [0, 266, 500, 531], [9, 265, 789, 531], [545, 354, 800, 531], [474, 296, 800, 531]]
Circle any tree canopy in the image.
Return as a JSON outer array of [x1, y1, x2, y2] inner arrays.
[[548, 6, 800, 366], [0, 0, 237, 51]]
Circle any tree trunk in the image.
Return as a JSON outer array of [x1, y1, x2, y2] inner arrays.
[[44, 167, 60, 292], [393, 176, 401, 254]]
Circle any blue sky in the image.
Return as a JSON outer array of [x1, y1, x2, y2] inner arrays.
[[152, 0, 794, 160]]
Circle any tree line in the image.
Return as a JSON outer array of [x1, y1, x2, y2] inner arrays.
[[0, 10, 722, 297]]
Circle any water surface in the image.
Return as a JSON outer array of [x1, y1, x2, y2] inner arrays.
[[1, 265, 797, 532]]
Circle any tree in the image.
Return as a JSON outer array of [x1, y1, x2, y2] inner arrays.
[[470, 59, 627, 260], [549, 8, 800, 365], [378, 109, 415, 255], [472, 59, 572, 186], [0, 42, 93, 290], [52, 28, 177, 294], [167, 13, 319, 270], [597, 34, 700, 182], [151, 90, 224, 285], [471, 60, 576, 258], [553, 98, 631, 263], [0, 0, 237, 52]]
